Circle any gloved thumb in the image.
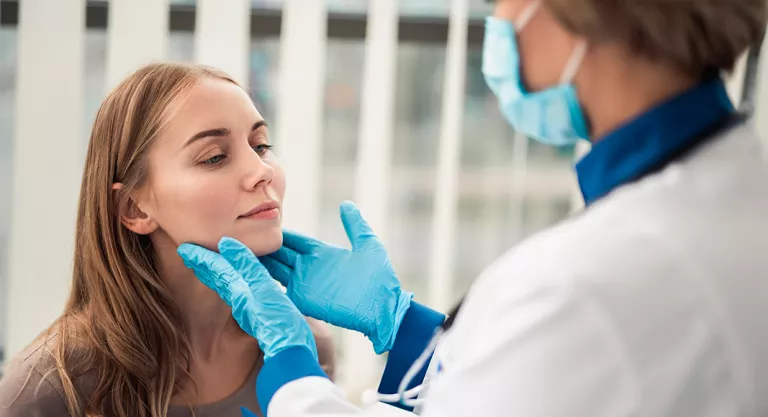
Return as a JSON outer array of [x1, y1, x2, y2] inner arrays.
[[218, 237, 269, 282], [340, 201, 381, 252]]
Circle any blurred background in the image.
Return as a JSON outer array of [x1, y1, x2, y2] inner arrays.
[[0, 0, 764, 400]]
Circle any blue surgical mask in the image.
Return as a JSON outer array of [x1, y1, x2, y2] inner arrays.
[[482, 1, 589, 146]]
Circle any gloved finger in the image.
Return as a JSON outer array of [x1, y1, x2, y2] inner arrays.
[[268, 245, 300, 268], [259, 255, 293, 287], [217, 237, 271, 288], [340, 200, 381, 252], [177, 242, 218, 267], [282, 229, 323, 254], [177, 243, 234, 290]]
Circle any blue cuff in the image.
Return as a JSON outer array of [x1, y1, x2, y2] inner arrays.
[[256, 346, 330, 415], [378, 302, 445, 411], [241, 406, 259, 417]]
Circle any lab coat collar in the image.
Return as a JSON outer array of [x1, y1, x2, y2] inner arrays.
[[575, 78, 735, 206]]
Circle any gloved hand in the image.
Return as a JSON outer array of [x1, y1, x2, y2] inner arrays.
[[177, 237, 318, 361], [259, 201, 413, 354]]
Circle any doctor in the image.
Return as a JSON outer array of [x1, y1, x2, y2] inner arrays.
[[178, 0, 768, 416]]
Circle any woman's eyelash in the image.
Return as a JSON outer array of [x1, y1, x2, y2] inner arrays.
[[202, 154, 227, 165], [200, 144, 272, 166]]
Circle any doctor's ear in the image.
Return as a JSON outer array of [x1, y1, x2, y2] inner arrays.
[[111, 183, 159, 235]]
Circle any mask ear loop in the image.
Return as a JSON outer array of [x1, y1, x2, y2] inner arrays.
[[560, 41, 588, 85], [514, 0, 543, 31], [514, 0, 586, 86]]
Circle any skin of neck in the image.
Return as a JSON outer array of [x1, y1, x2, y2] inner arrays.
[[151, 231, 256, 362], [574, 42, 699, 141], [150, 231, 263, 405]]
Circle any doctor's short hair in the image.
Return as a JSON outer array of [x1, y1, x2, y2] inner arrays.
[[544, 0, 767, 76]]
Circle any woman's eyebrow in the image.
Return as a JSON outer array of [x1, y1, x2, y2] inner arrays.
[[185, 127, 231, 146], [252, 120, 268, 131], [184, 121, 267, 147]]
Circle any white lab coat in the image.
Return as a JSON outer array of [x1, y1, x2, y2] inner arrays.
[[267, 122, 768, 417]]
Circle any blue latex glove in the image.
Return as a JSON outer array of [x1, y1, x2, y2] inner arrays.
[[177, 237, 318, 361], [259, 201, 413, 354]]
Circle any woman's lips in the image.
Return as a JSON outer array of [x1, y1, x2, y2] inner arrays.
[[240, 201, 280, 220], [242, 207, 279, 220]]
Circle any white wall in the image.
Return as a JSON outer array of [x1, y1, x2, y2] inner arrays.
[[0, 19, 14, 361], [754, 38, 768, 138], [6, 0, 84, 357]]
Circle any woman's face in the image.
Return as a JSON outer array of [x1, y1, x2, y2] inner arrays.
[[134, 78, 285, 255]]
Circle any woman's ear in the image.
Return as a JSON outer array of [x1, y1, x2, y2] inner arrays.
[[112, 183, 159, 235]]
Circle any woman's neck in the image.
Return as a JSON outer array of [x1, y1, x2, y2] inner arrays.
[[577, 44, 699, 141], [168, 277, 243, 360], [151, 232, 262, 405], [152, 233, 257, 359]]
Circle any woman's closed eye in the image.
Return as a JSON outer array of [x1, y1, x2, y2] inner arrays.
[[197, 145, 228, 166], [201, 153, 227, 165], [199, 144, 273, 166], [254, 144, 273, 156]]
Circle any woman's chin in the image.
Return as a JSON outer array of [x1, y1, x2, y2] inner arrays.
[[185, 228, 283, 256], [233, 229, 283, 256]]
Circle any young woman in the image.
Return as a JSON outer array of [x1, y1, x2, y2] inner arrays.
[[0, 63, 335, 417]]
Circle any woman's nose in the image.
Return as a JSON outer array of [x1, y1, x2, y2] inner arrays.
[[241, 146, 275, 190]]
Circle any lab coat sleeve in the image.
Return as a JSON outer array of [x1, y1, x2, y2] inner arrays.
[[257, 347, 411, 416], [257, 303, 445, 417], [267, 377, 414, 417]]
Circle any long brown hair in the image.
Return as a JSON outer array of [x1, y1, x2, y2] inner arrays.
[[36, 63, 238, 417]]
